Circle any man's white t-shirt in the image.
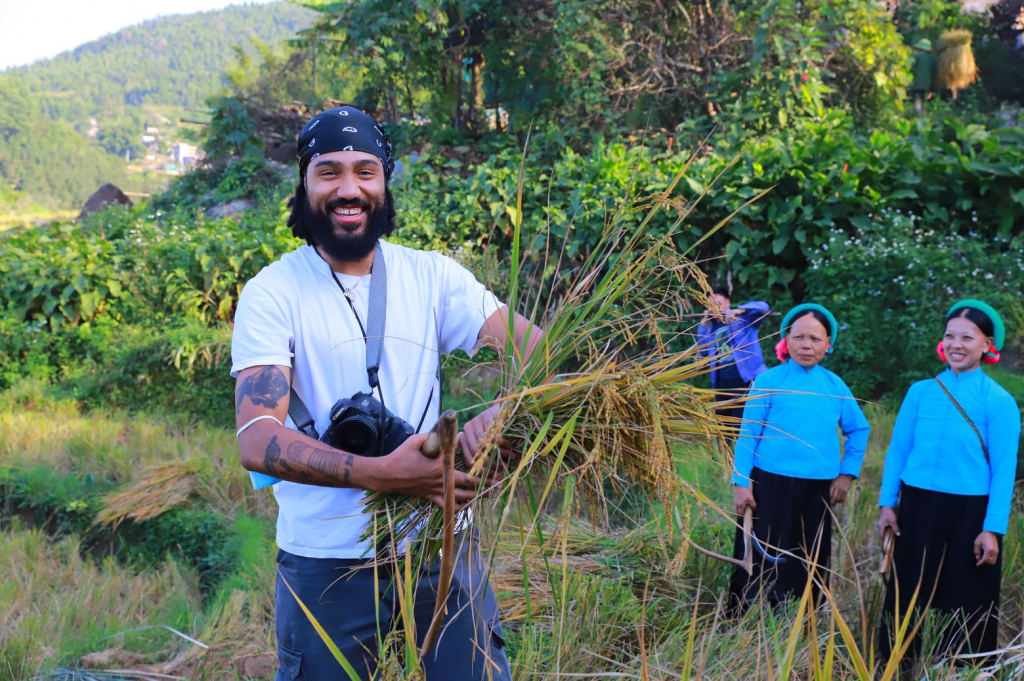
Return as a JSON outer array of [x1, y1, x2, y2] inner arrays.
[[231, 241, 504, 558]]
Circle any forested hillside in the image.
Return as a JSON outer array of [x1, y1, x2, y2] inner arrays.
[[0, 1, 313, 209], [0, 77, 131, 209], [4, 2, 314, 127]]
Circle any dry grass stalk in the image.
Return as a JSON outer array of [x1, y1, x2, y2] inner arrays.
[[0, 528, 201, 677], [936, 29, 978, 99], [96, 461, 199, 527]]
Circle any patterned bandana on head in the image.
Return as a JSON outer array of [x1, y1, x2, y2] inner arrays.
[[297, 106, 394, 180]]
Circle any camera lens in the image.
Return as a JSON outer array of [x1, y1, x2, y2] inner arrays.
[[336, 419, 377, 455]]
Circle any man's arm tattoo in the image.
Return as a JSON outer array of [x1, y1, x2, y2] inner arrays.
[[264, 435, 282, 474], [286, 441, 356, 486], [343, 454, 354, 486], [236, 366, 289, 413]]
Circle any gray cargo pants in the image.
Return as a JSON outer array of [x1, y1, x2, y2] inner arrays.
[[274, 530, 511, 681]]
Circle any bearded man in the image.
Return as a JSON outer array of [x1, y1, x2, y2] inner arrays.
[[232, 106, 535, 680]]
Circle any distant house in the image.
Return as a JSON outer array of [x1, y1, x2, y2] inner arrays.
[[172, 143, 198, 167]]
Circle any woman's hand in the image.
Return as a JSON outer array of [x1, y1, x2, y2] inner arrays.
[[876, 506, 900, 539], [974, 531, 999, 567], [733, 485, 756, 516], [830, 474, 854, 504]]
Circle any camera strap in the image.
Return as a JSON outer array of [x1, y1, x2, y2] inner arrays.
[[288, 244, 387, 441], [364, 243, 387, 390], [288, 243, 433, 441]]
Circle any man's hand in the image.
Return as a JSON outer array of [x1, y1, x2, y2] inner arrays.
[[830, 474, 854, 505], [974, 530, 999, 567], [733, 485, 756, 516], [876, 506, 900, 539], [459, 403, 513, 484], [375, 434, 481, 511]]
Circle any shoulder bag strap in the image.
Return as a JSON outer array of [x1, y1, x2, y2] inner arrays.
[[933, 376, 989, 463]]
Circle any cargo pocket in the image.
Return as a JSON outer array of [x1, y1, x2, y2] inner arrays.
[[489, 615, 506, 649], [487, 616, 513, 681], [276, 644, 305, 680]]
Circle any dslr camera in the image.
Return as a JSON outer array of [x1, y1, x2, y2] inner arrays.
[[321, 391, 415, 457]]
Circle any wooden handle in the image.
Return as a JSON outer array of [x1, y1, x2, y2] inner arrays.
[[420, 410, 459, 657], [686, 507, 754, 576], [741, 507, 753, 576], [879, 527, 895, 575]]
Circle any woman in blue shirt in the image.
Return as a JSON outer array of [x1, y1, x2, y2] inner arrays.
[[877, 300, 1020, 663], [729, 303, 870, 610]]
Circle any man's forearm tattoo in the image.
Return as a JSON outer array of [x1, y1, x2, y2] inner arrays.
[[264, 435, 282, 474], [343, 454, 354, 486], [286, 441, 356, 486], [236, 366, 289, 413]]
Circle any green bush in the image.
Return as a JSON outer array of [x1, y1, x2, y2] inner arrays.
[[395, 108, 1024, 301], [803, 208, 1024, 396], [0, 465, 237, 593]]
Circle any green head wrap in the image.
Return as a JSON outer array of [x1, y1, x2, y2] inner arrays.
[[781, 303, 839, 345], [947, 299, 1005, 351]]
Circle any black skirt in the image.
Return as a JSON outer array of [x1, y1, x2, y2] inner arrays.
[[729, 467, 833, 610], [879, 484, 1001, 662]]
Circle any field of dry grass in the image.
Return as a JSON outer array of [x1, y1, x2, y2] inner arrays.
[[2, 373, 1022, 680]]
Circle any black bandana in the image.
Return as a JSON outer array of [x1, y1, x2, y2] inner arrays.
[[297, 106, 394, 180]]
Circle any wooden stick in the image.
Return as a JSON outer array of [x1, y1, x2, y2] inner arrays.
[[879, 527, 896, 575], [686, 508, 754, 576], [741, 508, 753, 575], [419, 409, 459, 658]]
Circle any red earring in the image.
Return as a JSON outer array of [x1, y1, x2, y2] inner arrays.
[[775, 338, 789, 362], [983, 346, 1001, 365], [936, 341, 947, 363]]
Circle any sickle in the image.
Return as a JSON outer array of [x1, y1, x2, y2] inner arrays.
[[686, 508, 755, 576], [419, 409, 459, 658], [751, 530, 787, 565]]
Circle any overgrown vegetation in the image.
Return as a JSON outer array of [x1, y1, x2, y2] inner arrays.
[[3, 0, 1024, 678]]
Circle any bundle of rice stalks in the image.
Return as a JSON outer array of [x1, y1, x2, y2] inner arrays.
[[936, 29, 978, 99], [95, 460, 199, 527], [360, 144, 767, 565]]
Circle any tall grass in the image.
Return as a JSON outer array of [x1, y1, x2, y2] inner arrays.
[[0, 525, 200, 680], [3, 161, 1024, 677], [2, 365, 1023, 678]]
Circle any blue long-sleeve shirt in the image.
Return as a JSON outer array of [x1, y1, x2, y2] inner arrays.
[[697, 301, 770, 388], [879, 368, 1021, 535], [733, 361, 871, 487]]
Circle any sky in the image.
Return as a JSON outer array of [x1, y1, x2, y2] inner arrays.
[[0, 0, 277, 71]]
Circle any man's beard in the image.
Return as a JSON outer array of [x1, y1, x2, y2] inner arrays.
[[303, 194, 393, 263]]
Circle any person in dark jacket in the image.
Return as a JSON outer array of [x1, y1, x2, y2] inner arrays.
[[697, 285, 770, 434]]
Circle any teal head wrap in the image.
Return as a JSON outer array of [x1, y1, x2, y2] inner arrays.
[[781, 303, 839, 346], [947, 299, 1004, 351]]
